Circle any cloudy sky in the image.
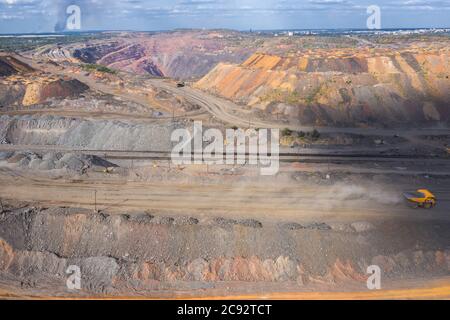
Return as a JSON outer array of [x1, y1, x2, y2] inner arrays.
[[0, 0, 449, 33]]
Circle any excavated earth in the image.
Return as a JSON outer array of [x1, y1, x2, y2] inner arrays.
[[0, 205, 449, 297], [0, 115, 175, 151], [1, 31, 449, 298], [40, 31, 255, 80], [29, 31, 450, 127], [0, 56, 34, 77], [0, 55, 89, 108], [195, 48, 450, 126]]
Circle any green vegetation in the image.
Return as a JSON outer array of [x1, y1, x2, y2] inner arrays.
[[259, 89, 284, 103], [311, 129, 321, 140], [285, 90, 302, 105], [0, 32, 109, 52], [81, 63, 117, 74], [368, 33, 450, 45], [281, 128, 321, 146], [282, 128, 293, 137], [305, 84, 324, 105], [271, 86, 327, 106], [260, 89, 303, 105], [281, 128, 321, 141]]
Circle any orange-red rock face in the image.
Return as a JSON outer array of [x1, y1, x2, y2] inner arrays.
[[22, 79, 89, 106], [0, 56, 89, 107], [196, 49, 450, 126]]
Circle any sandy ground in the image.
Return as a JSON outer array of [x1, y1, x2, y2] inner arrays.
[[1, 277, 449, 300], [0, 163, 449, 223]]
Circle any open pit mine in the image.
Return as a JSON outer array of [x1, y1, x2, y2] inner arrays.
[[196, 50, 450, 126], [0, 30, 449, 300]]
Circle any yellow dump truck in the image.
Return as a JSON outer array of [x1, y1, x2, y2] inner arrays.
[[404, 189, 436, 209]]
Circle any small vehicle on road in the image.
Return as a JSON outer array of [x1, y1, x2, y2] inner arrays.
[[404, 189, 436, 209]]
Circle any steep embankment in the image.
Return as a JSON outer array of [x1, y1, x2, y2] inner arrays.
[[21, 79, 89, 106], [0, 55, 89, 107], [0, 115, 173, 151], [70, 32, 253, 79], [0, 206, 449, 296], [1, 78, 89, 107], [0, 55, 34, 77], [196, 49, 450, 126]]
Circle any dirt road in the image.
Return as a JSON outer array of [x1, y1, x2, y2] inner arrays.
[[190, 283, 450, 300], [1, 279, 450, 300], [1, 166, 449, 223], [9, 54, 206, 121], [12, 53, 450, 143], [149, 79, 450, 142]]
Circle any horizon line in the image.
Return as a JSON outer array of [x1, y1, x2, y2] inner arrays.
[[1, 26, 450, 36]]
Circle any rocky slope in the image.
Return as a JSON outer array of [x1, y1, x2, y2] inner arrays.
[[54, 31, 255, 79], [195, 48, 450, 126], [0, 77, 89, 108], [0, 56, 89, 108], [0, 206, 449, 296], [0, 115, 174, 151], [0, 55, 34, 77], [3, 151, 118, 173], [21, 79, 89, 106]]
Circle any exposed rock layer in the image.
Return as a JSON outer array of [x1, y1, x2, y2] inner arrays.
[[0, 207, 449, 295], [68, 32, 254, 79], [21, 79, 89, 106], [0, 56, 34, 77], [196, 50, 450, 126], [0, 56, 89, 107], [0, 115, 173, 151]]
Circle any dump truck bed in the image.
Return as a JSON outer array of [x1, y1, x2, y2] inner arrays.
[[404, 191, 424, 199]]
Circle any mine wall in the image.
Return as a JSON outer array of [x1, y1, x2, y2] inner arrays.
[[0, 115, 174, 151], [0, 207, 449, 295]]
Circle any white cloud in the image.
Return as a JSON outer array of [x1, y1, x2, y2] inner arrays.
[[0, 0, 449, 32]]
